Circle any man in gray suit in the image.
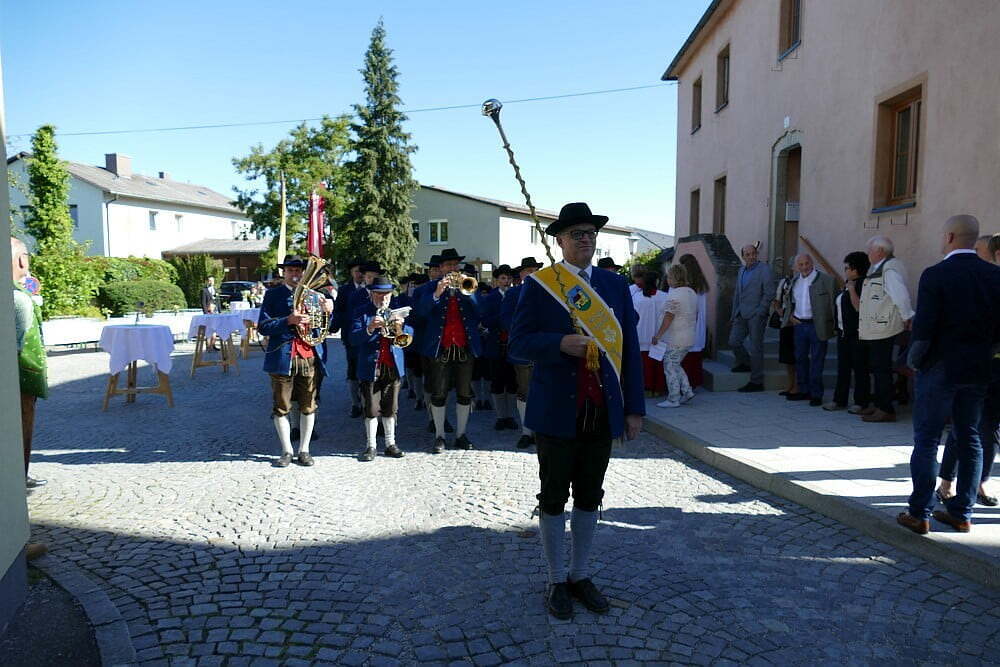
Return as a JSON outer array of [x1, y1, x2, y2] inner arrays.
[[729, 244, 776, 392], [782, 254, 836, 406], [201, 277, 217, 314]]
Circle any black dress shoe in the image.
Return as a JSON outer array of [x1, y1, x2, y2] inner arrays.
[[384, 445, 404, 459], [455, 435, 474, 450], [290, 427, 300, 442], [350, 405, 363, 418], [731, 364, 751, 373], [567, 577, 609, 614], [738, 382, 764, 393], [505, 418, 519, 430], [546, 583, 573, 620], [25, 476, 47, 489], [517, 435, 535, 449], [494, 419, 506, 431], [359, 448, 375, 462], [276, 453, 292, 468], [296, 452, 314, 467], [786, 392, 810, 401], [432, 437, 446, 454], [445, 420, 454, 433], [809, 398, 823, 407], [978, 492, 999, 507], [778, 390, 792, 397]]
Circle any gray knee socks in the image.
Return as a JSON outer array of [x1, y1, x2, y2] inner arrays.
[[569, 508, 598, 583], [539, 511, 567, 585]]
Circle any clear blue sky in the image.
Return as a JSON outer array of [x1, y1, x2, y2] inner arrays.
[[1, 1, 708, 236]]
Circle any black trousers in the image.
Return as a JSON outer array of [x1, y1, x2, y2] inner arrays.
[[833, 333, 870, 408], [861, 335, 896, 414], [489, 357, 517, 394], [428, 350, 474, 407], [535, 417, 612, 516], [343, 342, 358, 382]]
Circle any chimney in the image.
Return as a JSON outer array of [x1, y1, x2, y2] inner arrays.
[[104, 153, 132, 178], [158, 171, 171, 180]]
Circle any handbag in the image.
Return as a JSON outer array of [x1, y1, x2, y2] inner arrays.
[[768, 310, 782, 329]]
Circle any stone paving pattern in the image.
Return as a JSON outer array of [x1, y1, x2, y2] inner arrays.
[[26, 342, 1000, 665]]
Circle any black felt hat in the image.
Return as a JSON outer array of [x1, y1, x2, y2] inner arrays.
[[424, 255, 442, 268], [544, 202, 609, 236], [360, 260, 382, 273], [597, 257, 621, 270], [277, 254, 308, 268], [438, 248, 465, 262], [516, 256, 545, 271], [346, 257, 364, 269], [461, 263, 478, 277], [493, 264, 514, 277]]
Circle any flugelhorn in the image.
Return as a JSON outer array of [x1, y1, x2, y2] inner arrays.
[[445, 271, 478, 296], [376, 305, 412, 348]]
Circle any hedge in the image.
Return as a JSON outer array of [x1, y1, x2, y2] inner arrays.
[[86, 255, 179, 285], [167, 254, 225, 308], [98, 280, 187, 317]]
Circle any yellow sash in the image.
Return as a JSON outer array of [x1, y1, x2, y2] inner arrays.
[[531, 265, 623, 380]]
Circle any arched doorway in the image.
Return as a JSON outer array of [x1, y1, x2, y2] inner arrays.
[[768, 131, 803, 278]]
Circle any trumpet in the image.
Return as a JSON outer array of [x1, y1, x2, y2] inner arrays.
[[445, 271, 478, 296], [376, 306, 412, 348]]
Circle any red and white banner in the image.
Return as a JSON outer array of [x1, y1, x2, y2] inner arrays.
[[307, 189, 325, 257]]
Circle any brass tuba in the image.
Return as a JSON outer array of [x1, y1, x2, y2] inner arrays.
[[291, 255, 333, 346], [445, 271, 478, 296]]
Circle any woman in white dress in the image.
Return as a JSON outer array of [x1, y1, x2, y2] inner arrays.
[[653, 264, 698, 408], [633, 271, 670, 395], [676, 254, 709, 389]]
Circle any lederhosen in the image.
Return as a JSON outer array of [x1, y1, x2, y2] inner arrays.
[[361, 337, 401, 418], [429, 294, 475, 406]]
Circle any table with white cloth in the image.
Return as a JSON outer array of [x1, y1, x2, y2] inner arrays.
[[187, 313, 244, 376], [229, 308, 261, 359], [99, 324, 175, 409]]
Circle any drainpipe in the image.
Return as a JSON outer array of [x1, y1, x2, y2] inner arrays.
[[103, 194, 118, 257]]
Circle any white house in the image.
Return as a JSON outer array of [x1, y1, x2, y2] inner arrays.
[[412, 185, 642, 274], [7, 152, 250, 259]]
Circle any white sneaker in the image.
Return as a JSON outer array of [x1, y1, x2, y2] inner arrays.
[[680, 392, 695, 404], [656, 399, 680, 408]]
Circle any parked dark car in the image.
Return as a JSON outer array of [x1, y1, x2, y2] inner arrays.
[[219, 281, 255, 307]]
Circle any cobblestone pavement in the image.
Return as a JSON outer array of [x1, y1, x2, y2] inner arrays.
[[26, 343, 1000, 666]]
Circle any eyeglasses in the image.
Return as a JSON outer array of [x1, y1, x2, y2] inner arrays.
[[563, 229, 598, 241]]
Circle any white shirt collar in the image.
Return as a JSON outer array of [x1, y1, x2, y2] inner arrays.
[[561, 259, 592, 281], [797, 269, 817, 285], [944, 249, 977, 260]]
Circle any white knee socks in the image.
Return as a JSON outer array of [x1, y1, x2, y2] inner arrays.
[[364, 417, 378, 450], [517, 399, 532, 435], [431, 405, 446, 439], [539, 511, 567, 585], [298, 412, 315, 454], [568, 509, 598, 583], [456, 402, 471, 437], [381, 416, 396, 447], [273, 415, 293, 455], [491, 394, 506, 419]]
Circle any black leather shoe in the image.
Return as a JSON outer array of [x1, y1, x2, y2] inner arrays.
[[978, 492, 999, 507], [546, 583, 573, 620], [455, 435, 474, 450], [359, 448, 375, 462], [809, 398, 823, 407], [290, 427, 300, 441], [517, 435, 535, 449], [738, 382, 764, 393], [505, 418, 519, 430], [494, 419, 506, 431], [731, 364, 751, 373], [276, 453, 292, 468], [445, 420, 454, 433], [432, 437, 446, 454], [350, 405, 363, 418], [786, 392, 810, 401], [567, 578, 609, 614], [25, 476, 47, 489], [385, 445, 404, 459], [296, 452, 314, 467]]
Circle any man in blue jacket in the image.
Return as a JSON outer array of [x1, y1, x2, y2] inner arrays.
[[415, 248, 483, 452], [482, 264, 517, 430], [258, 255, 333, 468], [351, 276, 413, 462], [509, 203, 644, 620], [410, 256, 451, 433], [332, 259, 365, 417], [502, 256, 544, 448], [897, 215, 1000, 535]]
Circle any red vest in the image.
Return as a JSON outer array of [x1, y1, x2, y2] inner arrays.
[[291, 336, 315, 359], [377, 337, 396, 371], [440, 295, 468, 349]]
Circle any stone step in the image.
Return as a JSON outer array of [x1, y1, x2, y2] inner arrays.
[[703, 359, 838, 392], [715, 348, 839, 374]]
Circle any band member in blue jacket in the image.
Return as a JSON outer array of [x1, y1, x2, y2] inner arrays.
[[351, 276, 413, 462], [482, 264, 517, 430], [332, 259, 365, 417], [258, 255, 334, 468], [509, 203, 644, 620], [411, 256, 451, 433], [501, 256, 544, 447], [405, 272, 430, 410], [415, 248, 483, 453]]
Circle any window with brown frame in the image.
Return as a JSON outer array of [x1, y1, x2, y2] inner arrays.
[[778, 0, 802, 57], [691, 76, 703, 132], [690, 188, 701, 235], [873, 84, 923, 209], [713, 176, 727, 234], [716, 45, 730, 111]]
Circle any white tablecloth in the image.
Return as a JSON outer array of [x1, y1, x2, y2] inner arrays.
[[188, 313, 248, 340], [100, 324, 175, 375], [229, 308, 261, 324]]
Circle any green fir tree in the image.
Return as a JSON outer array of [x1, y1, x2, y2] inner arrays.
[[338, 19, 418, 280]]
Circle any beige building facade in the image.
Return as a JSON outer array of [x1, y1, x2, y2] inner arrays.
[[664, 0, 1000, 286]]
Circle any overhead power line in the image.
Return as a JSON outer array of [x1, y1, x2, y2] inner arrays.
[[7, 82, 675, 139]]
